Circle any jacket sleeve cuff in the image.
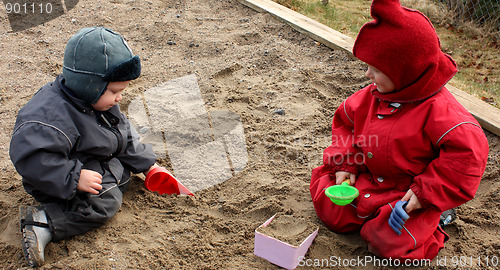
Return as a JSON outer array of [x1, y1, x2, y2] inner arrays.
[[334, 164, 359, 175], [410, 182, 431, 209]]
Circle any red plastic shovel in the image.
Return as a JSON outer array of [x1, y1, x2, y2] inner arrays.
[[144, 167, 194, 196]]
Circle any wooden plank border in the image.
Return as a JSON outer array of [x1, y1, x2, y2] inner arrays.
[[239, 0, 500, 137]]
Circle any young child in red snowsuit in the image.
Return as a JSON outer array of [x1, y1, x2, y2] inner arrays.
[[309, 0, 489, 260]]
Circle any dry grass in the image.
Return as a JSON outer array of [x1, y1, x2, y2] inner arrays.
[[272, 0, 500, 106]]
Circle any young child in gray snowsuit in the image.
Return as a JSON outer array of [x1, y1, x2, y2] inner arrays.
[[10, 27, 164, 267]]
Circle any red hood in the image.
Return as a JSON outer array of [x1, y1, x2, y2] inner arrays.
[[353, 0, 457, 103]]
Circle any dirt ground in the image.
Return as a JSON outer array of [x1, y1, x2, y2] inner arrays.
[[0, 0, 499, 269]]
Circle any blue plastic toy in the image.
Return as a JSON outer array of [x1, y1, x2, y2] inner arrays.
[[389, 201, 409, 235]]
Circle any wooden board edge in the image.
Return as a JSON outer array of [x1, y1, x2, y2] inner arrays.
[[447, 85, 500, 136]]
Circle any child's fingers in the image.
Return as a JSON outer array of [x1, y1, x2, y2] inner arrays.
[[86, 182, 102, 194], [349, 174, 356, 184], [401, 189, 413, 202], [405, 199, 416, 213], [405, 194, 423, 213], [335, 171, 349, 185], [334, 171, 357, 185], [88, 188, 100, 195], [90, 170, 103, 179], [94, 176, 102, 184], [80, 169, 103, 182], [77, 169, 104, 194], [92, 182, 103, 190]]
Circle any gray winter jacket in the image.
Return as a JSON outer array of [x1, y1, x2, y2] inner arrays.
[[10, 75, 157, 201]]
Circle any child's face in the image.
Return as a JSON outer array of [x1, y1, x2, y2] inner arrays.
[[92, 81, 130, 111], [365, 65, 395, 93]]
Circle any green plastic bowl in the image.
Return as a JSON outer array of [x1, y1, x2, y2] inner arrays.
[[325, 182, 359, 206]]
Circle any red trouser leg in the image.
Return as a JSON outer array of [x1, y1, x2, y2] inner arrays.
[[310, 166, 364, 233], [360, 201, 449, 260]]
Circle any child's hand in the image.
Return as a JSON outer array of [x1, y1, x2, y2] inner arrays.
[[77, 169, 103, 194], [335, 171, 356, 185], [401, 189, 422, 213]]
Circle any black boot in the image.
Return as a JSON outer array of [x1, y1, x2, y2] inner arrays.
[[439, 208, 457, 228], [19, 206, 53, 267]]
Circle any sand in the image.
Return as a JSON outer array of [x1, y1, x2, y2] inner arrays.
[[256, 214, 318, 246], [0, 0, 499, 269]]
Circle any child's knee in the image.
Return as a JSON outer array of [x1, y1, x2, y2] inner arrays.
[[360, 205, 444, 260], [313, 199, 363, 233], [90, 184, 123, 221]]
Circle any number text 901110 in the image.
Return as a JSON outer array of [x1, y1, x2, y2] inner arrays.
[[5, 2, 53, 14]]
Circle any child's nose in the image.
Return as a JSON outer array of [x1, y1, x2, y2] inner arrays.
[[365, 70, 372, 78], [365, 69, 374, 79]]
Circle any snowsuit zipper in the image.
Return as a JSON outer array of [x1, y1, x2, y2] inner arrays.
[[100, 114, 124, 159]]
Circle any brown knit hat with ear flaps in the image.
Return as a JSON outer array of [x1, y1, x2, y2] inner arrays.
[[353, 0, 457, 103]]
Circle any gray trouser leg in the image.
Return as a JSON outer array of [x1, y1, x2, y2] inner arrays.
[[42, 170, 129, 242]]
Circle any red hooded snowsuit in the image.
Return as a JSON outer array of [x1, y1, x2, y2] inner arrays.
[[310, 0, 489, 260]]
